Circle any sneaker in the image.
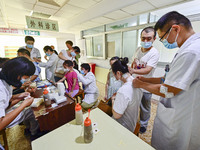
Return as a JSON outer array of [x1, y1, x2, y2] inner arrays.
[[139, 127, 147, 134]]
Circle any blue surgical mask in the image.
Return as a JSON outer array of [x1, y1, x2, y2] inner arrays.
[[80, 70, 85, 75], [46, 53, 51, 56], [71, 52, 76, 57], [162, 28, 179, 49], [20, 78, 29, 84], [27, 44, 33, 49], [140, 41, 152, 49]]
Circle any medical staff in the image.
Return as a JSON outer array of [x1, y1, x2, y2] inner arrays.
[[129, 27, 159, 134], [37, 46, 58, 82], [19, 36, 41, 60], [77, 63, 99, 110], [112, 57, 142, 132], [133, 11, 200, 150], [54, 44, 80, 82], [17, 48, 41, 82], [0, 57, 40, 141]]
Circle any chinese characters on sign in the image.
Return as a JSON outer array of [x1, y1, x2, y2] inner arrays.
[[0, 28, 18, 33], [26, 16, 59, 32], [24, 30, 40, 36]]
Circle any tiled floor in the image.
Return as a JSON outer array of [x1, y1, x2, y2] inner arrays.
[[0, 81, 158, 150]]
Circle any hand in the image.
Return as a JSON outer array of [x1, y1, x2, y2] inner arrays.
[[21, 97, 34, 108], [44, 55, 48, 60], [22, 81, 31, 88], [18, 92, 30, 99], [133, 78, 143, 88], [128, 66, 134, 75], [136, 76, 145, 81], [26, 86, 37, 93], [104, 96, 107, 101], [68, 91, 73, 96]]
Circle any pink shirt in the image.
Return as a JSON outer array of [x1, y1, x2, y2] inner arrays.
[[65, 71, 79, 91]]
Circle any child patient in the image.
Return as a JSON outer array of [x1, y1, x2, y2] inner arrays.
[[57, 60, 79, 97]]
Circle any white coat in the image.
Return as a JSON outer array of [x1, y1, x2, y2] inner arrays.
[[152, 33, 200, 150], [39, 53, 58, 82], [77, 72, 99, 104]]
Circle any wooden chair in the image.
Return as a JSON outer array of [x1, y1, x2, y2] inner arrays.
[[0, 129, 8, 150], [74, 89, 84, 103]]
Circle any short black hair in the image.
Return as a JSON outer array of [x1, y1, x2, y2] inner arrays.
[[25, 36, 35, 43], [0, 58, 9, 68], [110, 56, 119, 62], [17, 48, 30, 57], [81, 63, 90, 72], [73, 60, 78, 70], [65, 40, 73, 46], [112, 57, 129, 74], [141, 26, 156, 38], [72, 46, 80, 53], [154, 11, 192, 31], [63, 60, 73, 67], [43, 46, 54, 52], [0, 57, 35, 87]]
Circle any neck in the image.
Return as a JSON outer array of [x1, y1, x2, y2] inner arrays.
[[69, 68, 73, 72], [141, 46, 152, 52], [179, 29, 195, 47], [67, 50, 72, 57], [26, 47, 32, 51], [121, 73, 130, 83]]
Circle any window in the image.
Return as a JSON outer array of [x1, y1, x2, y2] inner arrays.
[[83, 26, 104, 36], [139, 13, 148, 25], [85, 35, 103, 57], [106, 33, 121, 58], [106, 16, 137, 31], [122, 30, 137, 61], [93, 36, 103, 57]]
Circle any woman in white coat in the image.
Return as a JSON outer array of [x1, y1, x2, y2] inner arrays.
[[111, 57, 143, 132], [133, 11, 200, 150], [77, 63, 99, 110], [38, 46, 58, 82], [0, 57, 39, 141]]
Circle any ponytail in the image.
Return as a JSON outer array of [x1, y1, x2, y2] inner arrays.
[[112, 57, 129, 74]]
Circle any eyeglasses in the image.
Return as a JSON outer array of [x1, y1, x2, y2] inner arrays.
[[159, 23, 180, 42], [159, 27, 171, 42]]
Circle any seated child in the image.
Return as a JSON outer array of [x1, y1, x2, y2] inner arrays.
[[57, 60, 79, 97]]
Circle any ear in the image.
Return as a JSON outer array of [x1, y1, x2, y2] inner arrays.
[[172, 24, 181, 33]]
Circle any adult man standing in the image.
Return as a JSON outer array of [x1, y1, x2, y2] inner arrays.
[[129, 26, 159, 134], [20, 36, 41, 60], [133, 11, 200, 150]]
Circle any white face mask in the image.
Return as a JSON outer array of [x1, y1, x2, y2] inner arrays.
[[64, 68, 69, 72]]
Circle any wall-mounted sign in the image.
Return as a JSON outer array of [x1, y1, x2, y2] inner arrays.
[[26, 16, 59, 32], [0, 28, 18, 33], [24, 30, 40, 36]]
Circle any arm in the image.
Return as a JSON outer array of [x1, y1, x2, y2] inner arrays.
[[0, 97, 33, 131], [77, 73, 93, 85], [137, 76, 163, 84], [104, 73, 110, 100], [30, 75, 38, 82], [70, 78, 77, 92], [57, 76, 66, 83], [131, 66, 153, 75], [133, 78, 182, 97], [58, 52, 68, 61]]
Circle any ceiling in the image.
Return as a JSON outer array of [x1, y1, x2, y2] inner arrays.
[[0, 0, 195, 33]]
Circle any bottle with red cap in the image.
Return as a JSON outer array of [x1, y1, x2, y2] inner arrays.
[[43, 86, 51, 107], [84, 109, 93, 143], [75, 103, 83, 125]]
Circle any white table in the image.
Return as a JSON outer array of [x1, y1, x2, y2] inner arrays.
[[32, 108, 155, 150]]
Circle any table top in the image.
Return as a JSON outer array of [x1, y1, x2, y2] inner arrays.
[[32, 89, 75, 118], [32, 108, 154, 150]]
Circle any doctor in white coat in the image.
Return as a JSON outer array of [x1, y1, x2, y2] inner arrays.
[[38, 46, 58, 82], [77, 63, 99, 110], [0, 57, 39, 140], [133, 11, 200, 150]]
